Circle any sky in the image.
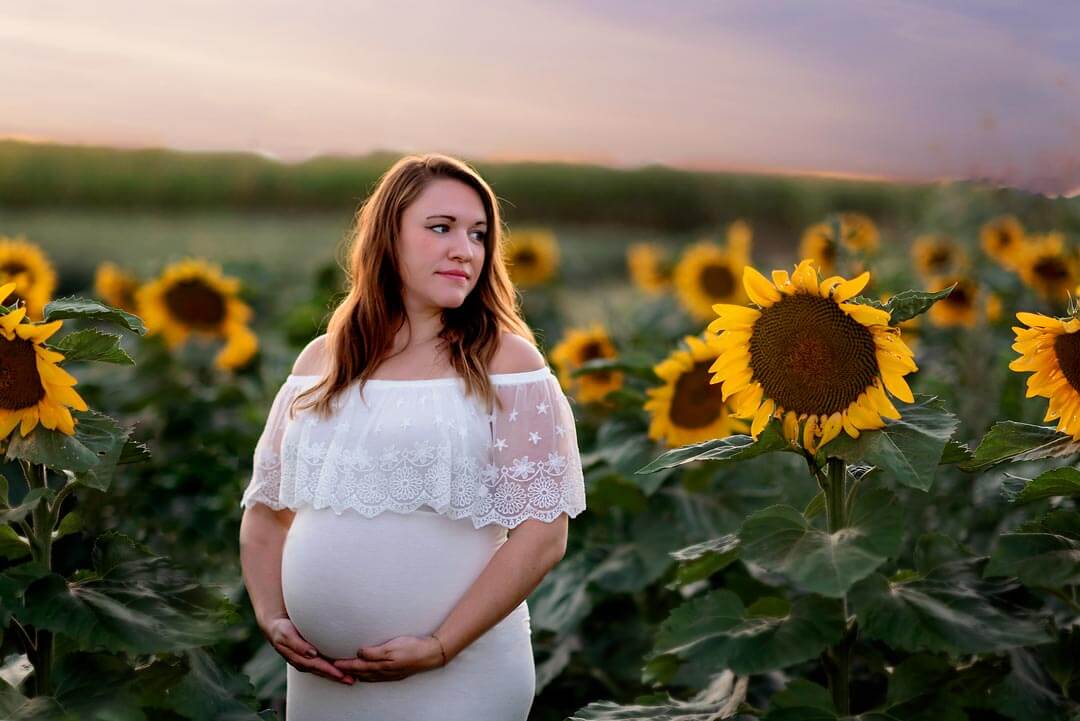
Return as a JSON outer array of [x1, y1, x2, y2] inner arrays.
[[3, 0, 1079, 195]]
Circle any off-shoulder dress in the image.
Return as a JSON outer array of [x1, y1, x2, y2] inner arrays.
[[239, 366, 587, 721]]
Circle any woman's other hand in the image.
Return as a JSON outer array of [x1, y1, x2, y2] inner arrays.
[[332, 635, 445, 682], [263, 616, 355, 686]]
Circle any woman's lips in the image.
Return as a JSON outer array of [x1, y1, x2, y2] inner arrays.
[[437, 271, 468, 282]]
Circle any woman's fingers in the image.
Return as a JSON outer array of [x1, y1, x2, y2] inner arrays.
[[276, 643, 355, 685]]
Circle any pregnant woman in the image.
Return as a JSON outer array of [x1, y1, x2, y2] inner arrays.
[[238, 153, 587, 720]]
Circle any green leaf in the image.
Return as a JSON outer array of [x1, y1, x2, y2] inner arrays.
[[70, 410, 133, 491], [739, 487, 903, 597], [985, 510, 1080, 588], [570, 354, 660, 383], [0, 525, 30, 560], [636, 418, 794, 474], [960, 422, 1079, 472], [19, 531, 234, 654], [51, 329, 134, 365], [43, 295, 146, 335], [649, 589, 845, 675], [134, 648, 264, 720], [117, 436, 153, 465], [594, 417, 675, 494], [567, 691, 740, 720], [1002, 467, 1080, 505], [528, 551, 596, 636], [849, 537, 1052, 654], [668, 534, 740, 587], [0, 487, 52, 525], [939, 439, 973, 465], [4, 424, 100, 472], [823, 396, 958, 491], [886, 286, 956, 324]]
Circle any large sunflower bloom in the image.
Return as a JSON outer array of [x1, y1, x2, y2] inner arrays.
[[1009, 311, 1080, 439], [673, 241, 749, 322], [644, 333, 748, 446], [912, 234, 967, 278], [0, 236, 58, 320], [504, 228, 559, 287], [94, 261, 141, 313], [135, 258, 257, 371], [1016, 233, 1076, 303], [626, 243, 673, 296], [550, 324, 623, 403], [925, 275, 980, 328], [708, 259, 917, 454], [981, 215, 1026, 270], [0, 282, 87, 437]]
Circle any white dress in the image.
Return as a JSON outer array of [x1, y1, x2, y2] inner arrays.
[[239, 366, 587, 721]]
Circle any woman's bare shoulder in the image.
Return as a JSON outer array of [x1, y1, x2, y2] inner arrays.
[[489, 332, 546, 375], [291, 334, 330, 376]]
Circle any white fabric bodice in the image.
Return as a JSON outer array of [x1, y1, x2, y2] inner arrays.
[[239, 366, 587, 530]]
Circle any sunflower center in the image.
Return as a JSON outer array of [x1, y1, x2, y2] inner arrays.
[[997, 230, 1013, 249], [578, 341, 611, 383], [701, 264, 735, 298], [0, 262, 29, 277], [670, 360, 725, 429], [945, 282, 973, 307], [821, 239, 836, 264], [514, 249, 537, 267], [928, 248, 951, 270], [748, 293, 879, 416], [162, 279, 227, 329], [1034, 257, 1069, 282], [1053, 332, 1080, 392], [0, 336, 47, 410]]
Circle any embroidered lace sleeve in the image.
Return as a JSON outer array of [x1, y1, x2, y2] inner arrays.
[[240, 375, 308, 512], [478, 369, 587, 527]]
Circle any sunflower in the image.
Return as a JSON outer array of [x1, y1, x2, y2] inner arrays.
[[708, 259, 917, 454], [504, 228, 559, 287], [981, 215, 1026, 270], [673, 241, 749, 322], [912, 234, 967, 278], [925, 275, 979, 328], [644, 333, 748, 446], [550, 324, 623, 403], [626, 243, 673, 296], [881, 292, 921, 352], [1009, 310, 1080, 439], [800, 214, 879, 275], [986, 293, 1004, 324], [0, 236, 58, 320], [0, 281, 87, 438], [1015, 233, 1077, 303], [135, 258, 258, 371], [94, 261, 141, 313]]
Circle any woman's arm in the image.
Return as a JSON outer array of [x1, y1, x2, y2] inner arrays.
[[241, 502, 354, 684]]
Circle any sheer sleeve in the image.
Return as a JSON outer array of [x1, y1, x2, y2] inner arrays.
[[478, 369, 587, 527], [240, 375, 309, 512]]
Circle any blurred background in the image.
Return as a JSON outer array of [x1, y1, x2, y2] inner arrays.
[[4, 3, 1080, 720]]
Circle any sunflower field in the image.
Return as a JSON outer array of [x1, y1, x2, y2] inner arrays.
[[1, 142, 1080, 720]]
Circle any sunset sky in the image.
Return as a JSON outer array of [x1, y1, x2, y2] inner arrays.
[[4, 1, 1079, 194]]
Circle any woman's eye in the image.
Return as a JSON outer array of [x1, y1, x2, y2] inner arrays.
[[469, 230, 487, 242], [428, 224, 449, 234]]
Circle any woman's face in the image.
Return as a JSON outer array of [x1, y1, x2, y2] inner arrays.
[[397, 177, 488, 312]]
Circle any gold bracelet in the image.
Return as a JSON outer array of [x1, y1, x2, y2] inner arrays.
[[431, 633, 447, 666]]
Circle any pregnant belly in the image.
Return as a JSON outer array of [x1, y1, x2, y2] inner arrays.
[[281, 504, 507, 659]]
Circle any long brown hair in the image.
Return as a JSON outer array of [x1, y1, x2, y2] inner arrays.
[[289, 153, 535, 419]]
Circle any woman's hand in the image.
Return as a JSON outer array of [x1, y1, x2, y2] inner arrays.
[[263, 616, 356, 686], [332, 635, 446, 682]]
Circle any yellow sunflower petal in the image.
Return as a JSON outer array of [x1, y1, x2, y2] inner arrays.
[[743, 266, 781, 307], [882, 372, 915, 404], [840, 303, 892, 327], [751, 398, 775, 437], [831, 271, 871, 303]]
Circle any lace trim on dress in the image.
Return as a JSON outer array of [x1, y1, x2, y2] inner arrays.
[[240, 367, 587, 530]]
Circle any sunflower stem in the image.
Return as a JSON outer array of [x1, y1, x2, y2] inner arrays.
[[822, 457, 852, 716], [22, 460, 54, 697]]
